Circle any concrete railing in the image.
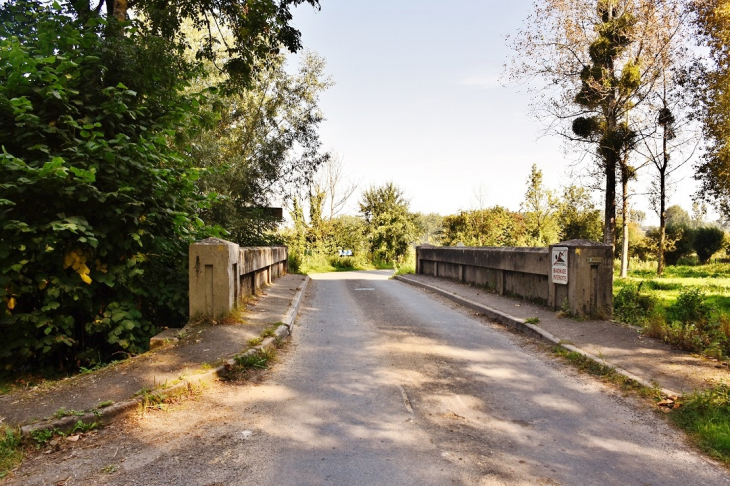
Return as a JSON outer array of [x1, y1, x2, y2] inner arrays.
[[189, 237, 288, 317], [416, 239, 613, 318]]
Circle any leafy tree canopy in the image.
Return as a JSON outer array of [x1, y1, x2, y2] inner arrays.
[[0, 0, 218, 370], [359, 183, 418, 264]]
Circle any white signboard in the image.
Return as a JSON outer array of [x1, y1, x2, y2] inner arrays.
[[552, 247, 568, 285]]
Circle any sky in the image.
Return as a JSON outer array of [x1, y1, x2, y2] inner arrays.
[[288, 0, 703, 226]]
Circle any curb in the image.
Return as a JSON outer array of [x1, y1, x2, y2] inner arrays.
[[394, 275, 679, 398], [20, 276, 311, 437]]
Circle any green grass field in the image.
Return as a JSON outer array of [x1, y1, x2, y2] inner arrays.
[[614, 261, 730, 315]]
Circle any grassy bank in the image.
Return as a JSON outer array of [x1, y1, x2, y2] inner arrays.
[[672, 384, 730, 464], [613, 260, 730, 358]]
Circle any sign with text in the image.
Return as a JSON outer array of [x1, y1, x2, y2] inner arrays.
[[551, 247, 568, 285]]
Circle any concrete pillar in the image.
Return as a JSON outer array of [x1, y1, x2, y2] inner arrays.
[[548, 240, 613, 318], [189, 238, 240, 318]]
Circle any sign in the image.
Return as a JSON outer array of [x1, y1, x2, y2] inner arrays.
[[552, 247, 568, 285]]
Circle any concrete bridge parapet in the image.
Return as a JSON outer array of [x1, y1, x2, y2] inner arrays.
[[189, 238, 288, 318], [416, 239, 612, 318]]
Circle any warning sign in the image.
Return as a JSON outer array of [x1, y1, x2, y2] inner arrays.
[[552, 247, 568, 285]]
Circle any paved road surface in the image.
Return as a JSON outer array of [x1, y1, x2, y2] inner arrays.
[[10, 270, 729, 485]]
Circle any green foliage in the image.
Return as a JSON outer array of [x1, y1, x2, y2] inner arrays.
[[441, 207, 527, 247], [192, 52, 332, 245], [521, 164, 559, 246], [689, 1, 730, 216], [359, 183, 419, 264], [413, 212, 444, 245], [0, 428, 22, 478], [665, 224, 695, 265], [613, 283, 656, 325], [668, 287, 713, 326], [694, 226, 726, 264], [0, 1, 213, 371], [665, 205, 691, 227], [672, 384, 730, 463], [556, 185, 603, 241], [235, 350, 272, 369]]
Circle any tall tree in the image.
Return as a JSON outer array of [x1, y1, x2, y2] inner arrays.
[[192, 51, 333, 245], [688, 0, 730, 214], [521, 164, 560, 246], [557, 185, 604, 241], [59, 0, 320, 86], [359, 183, 418, 264], [509, 0, 686, 249]]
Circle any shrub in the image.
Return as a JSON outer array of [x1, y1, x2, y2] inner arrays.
[[694, 226, 726, 264], [0, 2, 211, 371], [668, 287, 713, 325], [664, 224, 695, 265], [613, 283, 656, 325]]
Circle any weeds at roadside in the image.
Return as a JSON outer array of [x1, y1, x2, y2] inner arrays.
[[101, 464, 118, 474], [247, 336, 263, 346], [525, 317, 540, 325], [52, 407, 85, 419], [96, 400, 114, 409], [71, 420, 99, 434], [0, 428, 23, 477], [235, 348, 276, 370], [671, 384, 730, 464], [30, 429, 55, 447], [138, 382, 202, 414]]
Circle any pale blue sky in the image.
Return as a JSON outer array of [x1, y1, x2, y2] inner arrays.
[[290, 0, 700, 225]]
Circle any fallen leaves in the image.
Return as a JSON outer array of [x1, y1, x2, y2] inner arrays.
[[657, 396, 681, 413]]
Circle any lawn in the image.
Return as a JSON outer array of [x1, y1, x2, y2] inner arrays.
[[614, 261, 730, 315]]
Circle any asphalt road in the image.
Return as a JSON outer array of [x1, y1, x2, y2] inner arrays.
[[10, 270, 730, 485]]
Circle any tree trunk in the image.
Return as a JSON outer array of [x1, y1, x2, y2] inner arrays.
[[620, 171, 629, 278], [657, 124, 668, 276], [604, 155, 617, 248]]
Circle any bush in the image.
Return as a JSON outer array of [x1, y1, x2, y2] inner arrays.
[[694, 226, 726, 264], [0, 2, 211, 371], [668, 287, 714, 324], [665, 224, 695, 265], [613, 283, 656, 325], [644, 287, 730, 358]]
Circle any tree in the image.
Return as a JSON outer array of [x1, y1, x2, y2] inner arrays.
[[413, 213, 444, 245], [359, 183, 419, 264], [0, 1, 215, 369], [556, 185, 604, 241], [58, 0, 320, 87], [688, 0, 730, 214], [441, 208, 528, 247], [192, 51, 333, 245], [521, 164, 560, 246], [693, 226, 725, 263], [665, 204, 691, 226], [509, 0, 685, 249], [318, 153, 359, 220]]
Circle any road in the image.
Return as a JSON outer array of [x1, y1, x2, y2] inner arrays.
[[10, 270, 730, 485]]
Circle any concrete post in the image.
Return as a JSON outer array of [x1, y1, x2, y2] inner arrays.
[[189, 238, 240, 318], [548, 240, 613, 318]]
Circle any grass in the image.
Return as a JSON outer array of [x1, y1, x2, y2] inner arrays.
[[614, 260, 730, 358], [290, 252, 395, 275], [554, 345, 730, 464], [672, 384, 730, 464], [0, 428, 22, 479], [52, 407, 85, 419]]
